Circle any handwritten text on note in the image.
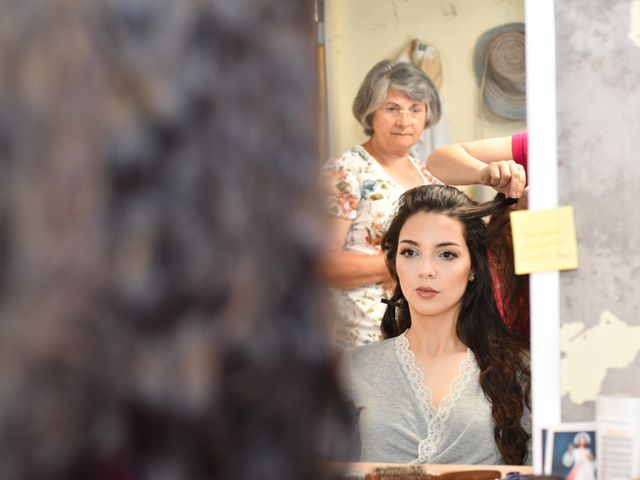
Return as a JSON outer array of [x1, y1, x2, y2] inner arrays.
[[510, 205, 579, 274]]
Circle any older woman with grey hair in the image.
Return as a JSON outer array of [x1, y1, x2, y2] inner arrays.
[[322, 60, 442, 347]]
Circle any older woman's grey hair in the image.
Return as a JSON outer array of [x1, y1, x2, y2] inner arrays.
[[0, 0, 349, 479], [352, 60, 442, 136]]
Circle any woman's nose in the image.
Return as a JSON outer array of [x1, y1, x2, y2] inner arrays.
[[417, 260, 436, 279], [395, 111, 412, 127]]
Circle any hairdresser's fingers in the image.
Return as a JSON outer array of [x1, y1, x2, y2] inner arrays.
[[482, 161, 527, 198], [495, 160, 526, 193], [479, 163, 503, 189], [508, 162, 527, 199], [479, 161, 517, 195], [494, 161, 515, 190]]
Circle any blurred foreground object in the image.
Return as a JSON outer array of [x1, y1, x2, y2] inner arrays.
[[0, 0, 348, 479]]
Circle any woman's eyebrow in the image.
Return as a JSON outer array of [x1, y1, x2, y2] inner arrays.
[[399, 239, 462, 247], [436, 241, 462, 248], [383, 101, 423, 106]]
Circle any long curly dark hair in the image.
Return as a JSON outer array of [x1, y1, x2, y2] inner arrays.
[[380, 185, 530, 465]]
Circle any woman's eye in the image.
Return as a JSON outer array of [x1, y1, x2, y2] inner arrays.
[[384, 106, 400, 114], [399, 248, 418, 257], [439, 251, 458, 260]]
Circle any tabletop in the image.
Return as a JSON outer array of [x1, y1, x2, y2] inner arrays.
[[329, 462, 534, 479]]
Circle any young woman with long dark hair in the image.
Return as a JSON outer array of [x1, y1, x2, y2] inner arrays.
[[342, 184, 530, 465]]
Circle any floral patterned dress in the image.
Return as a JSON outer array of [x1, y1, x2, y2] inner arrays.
[[324, 145, 441, 347]]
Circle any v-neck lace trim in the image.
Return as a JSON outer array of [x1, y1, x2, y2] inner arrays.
[[394, 331, 479, 463]]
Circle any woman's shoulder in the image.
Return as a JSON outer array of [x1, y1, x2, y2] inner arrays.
[[326, 145, 371, 168], [342, 337, 402, 395], [408, 155, 442, 185], [347, 336, 398, 370]]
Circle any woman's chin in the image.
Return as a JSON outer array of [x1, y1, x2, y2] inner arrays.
[[386, 138, 417, 153]]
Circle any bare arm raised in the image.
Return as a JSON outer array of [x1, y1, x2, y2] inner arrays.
[[426, 136, 526, 199]]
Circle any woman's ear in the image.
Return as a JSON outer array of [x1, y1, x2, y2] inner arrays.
[[469, 272, 475, 282]]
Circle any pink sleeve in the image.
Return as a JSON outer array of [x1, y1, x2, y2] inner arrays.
[[511, 131, 528, 175]]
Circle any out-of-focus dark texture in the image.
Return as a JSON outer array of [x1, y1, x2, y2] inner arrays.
[[0, 0, 348, 478]]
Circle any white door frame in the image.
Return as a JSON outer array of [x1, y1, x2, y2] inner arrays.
[[526, 0, 561, 472]]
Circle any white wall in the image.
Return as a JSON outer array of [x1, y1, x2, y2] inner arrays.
[[324, 0, 525, 157]]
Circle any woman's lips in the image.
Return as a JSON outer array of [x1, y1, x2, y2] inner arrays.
[[416, 286, 439, 299]]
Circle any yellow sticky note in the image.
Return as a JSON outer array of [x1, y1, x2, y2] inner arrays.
[[510, 205, 579, 274]]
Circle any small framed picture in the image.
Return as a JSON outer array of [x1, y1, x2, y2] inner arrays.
[[545, 422, 597, 479]]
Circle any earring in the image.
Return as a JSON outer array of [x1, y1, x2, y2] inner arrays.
[[469, 272, 475, 282]]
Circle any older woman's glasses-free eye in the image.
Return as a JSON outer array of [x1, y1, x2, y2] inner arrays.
[[380, 105, 426, 119]]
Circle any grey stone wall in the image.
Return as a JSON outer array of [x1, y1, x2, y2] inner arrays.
[[556, 0, 640, 421]]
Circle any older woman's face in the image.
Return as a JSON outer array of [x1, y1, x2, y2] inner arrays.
[[370, 88, 426, 154]]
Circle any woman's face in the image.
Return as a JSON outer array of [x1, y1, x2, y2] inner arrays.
[[370, 88, 426, 154], [395, 211, 472, 322]]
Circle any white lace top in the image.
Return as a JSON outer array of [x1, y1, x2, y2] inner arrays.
[[342, 332, 530, 465]]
